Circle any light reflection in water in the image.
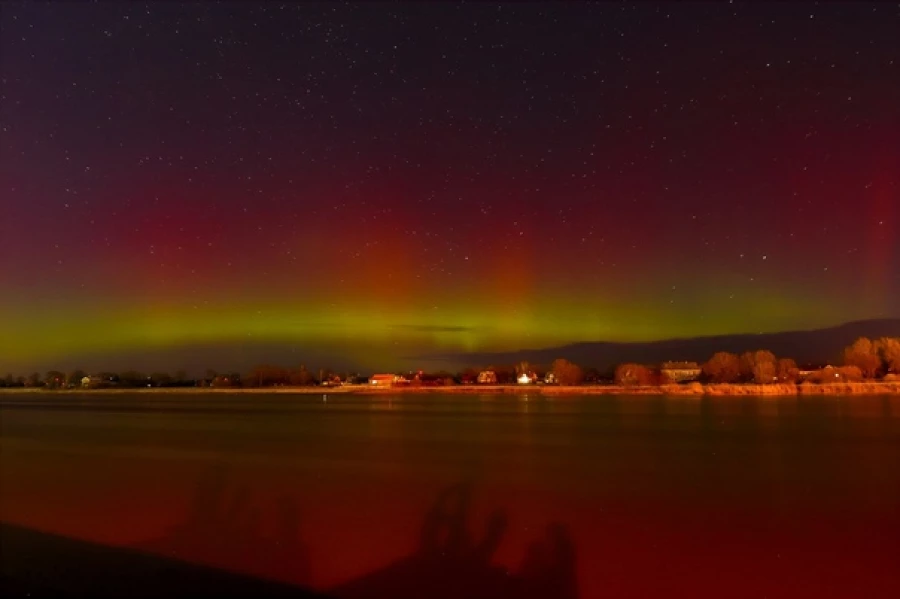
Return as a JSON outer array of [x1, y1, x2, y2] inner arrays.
[[0, 393, 898, 598]]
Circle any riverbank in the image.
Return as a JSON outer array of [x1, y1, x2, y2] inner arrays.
[[2, 382, 899, 396], [541, 382, 900, 396]]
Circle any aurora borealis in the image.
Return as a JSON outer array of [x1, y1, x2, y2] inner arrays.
[[1, 2, 898, 374]]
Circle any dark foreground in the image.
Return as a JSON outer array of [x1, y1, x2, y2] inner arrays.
[[1, 393, 899, 598]]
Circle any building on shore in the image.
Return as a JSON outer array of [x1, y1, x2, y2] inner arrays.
[[660, 362, 702, 382], [797, 365, 832, 379], [477, 370, 497, 384], [81, 375, 104, 388], [369, 374, 400, 387]]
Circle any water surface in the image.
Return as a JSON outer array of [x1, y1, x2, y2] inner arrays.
[[2, 393, 898, 598]]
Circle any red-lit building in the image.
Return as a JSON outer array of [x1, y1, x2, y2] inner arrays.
[[369, 374, 398, 387], [477, 370, 497, 384]]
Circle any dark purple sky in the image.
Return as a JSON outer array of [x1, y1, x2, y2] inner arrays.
[[1, 2, 898, 373]]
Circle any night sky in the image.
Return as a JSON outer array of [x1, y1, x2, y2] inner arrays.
[[1, 2, 898, 374]]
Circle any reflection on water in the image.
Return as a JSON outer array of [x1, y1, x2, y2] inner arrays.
[[1, 393, 899, 598], [141, 464, 311, 586]]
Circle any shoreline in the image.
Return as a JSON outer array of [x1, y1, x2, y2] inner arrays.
[[2, 382, 899, 396]]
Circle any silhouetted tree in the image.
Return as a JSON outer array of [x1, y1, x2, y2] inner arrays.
[[67, 369, 87, 386], [429, 370, 456, 385], [615, 363, 653, 386], [288, 365, 314, 386], [211, 373, 239, 387], [654, 369, 675, 385], [807, 365, 863, 383], [45, 370, 65, 388], [26, 373, 42, 387], [119, 371, 148, 387], [835, 365, 864, 381], [98, 372, 119, 383], [492, 365, 515, 384], [247, 365, 291, 387], [876, 337, 900, 374], [149, 372, 170, 386], [739, 350, 777, 384], [843, 337, 881, 379], [702, 352, 741, 383], [321, 366, 340, 383], [550, 359, 584, 386], [582, 367, 601, 383], [459, 367, 479, 384], [752, 354, 777, 384], [739, 352, 755, 382], [776, 358, 800, 383]]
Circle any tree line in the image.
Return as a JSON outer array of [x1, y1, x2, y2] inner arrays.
[[615, 336, 900, 386], [0, 360, 588, 389], [0, 369, 228, 390], [2, 337, 897, 390]]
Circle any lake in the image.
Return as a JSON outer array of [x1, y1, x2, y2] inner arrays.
[[1, 392, 899, 598]]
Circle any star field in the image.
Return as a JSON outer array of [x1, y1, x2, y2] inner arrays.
[[1, 2, 898, 373]]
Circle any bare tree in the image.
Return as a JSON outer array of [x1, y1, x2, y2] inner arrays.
[[843, 337, 881, 379], [45, 370, 66, 388], [702, 352, 741, 383], [615, 363, 653, 386], [738, 350, 777, 384], [67, 369, 87, 386], [551, 358, 584, 386], [876, 337, 900, 374], [776, 358, 799, 383]]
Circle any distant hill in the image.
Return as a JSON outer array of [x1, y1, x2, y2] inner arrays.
[[430, 319, 900, 371]]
